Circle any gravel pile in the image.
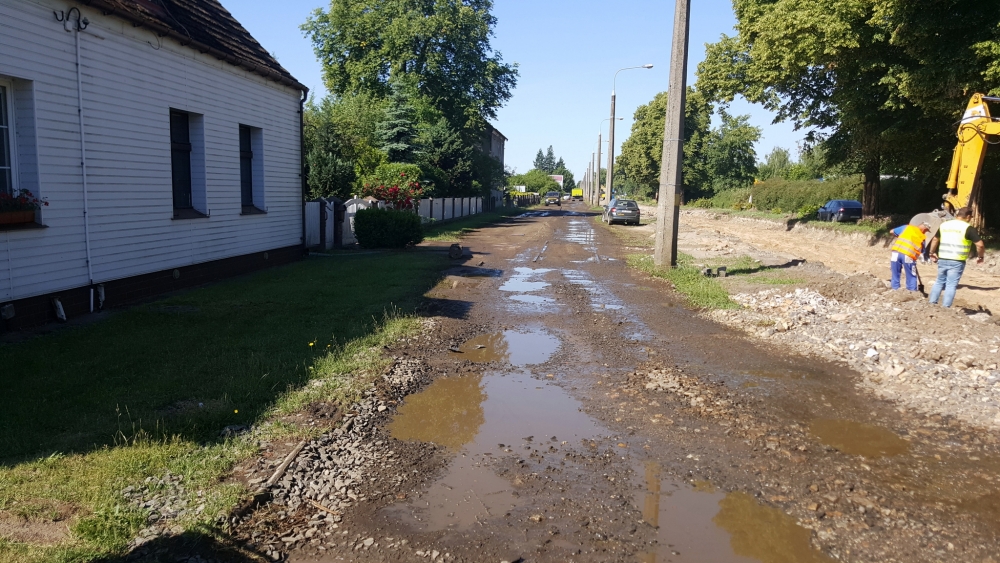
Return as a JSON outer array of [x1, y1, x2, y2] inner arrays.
[[707, 287, 1000, 430], [249, 357, 433, 561]]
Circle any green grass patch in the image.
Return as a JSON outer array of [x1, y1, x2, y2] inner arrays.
[[0, 251, 448, 561], [422, 208, 524, 241], [627, 254, 737, 309]]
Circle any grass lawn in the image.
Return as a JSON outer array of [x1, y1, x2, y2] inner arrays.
[[0, 251, 449, 562], [627, 254, 738, 309]]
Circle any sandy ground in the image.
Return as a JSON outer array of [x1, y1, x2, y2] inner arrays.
[[637, 206, 1000, 313]]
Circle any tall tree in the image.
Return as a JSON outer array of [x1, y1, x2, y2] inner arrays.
[[544, 146, 556, 172], [375, 83, 420, 163], [303, 0, 518, 132], [533, 149, 547, 171], [697, 0, 1000, 216], [418, 118, 474, 195], [616, 88, 712, 199], [705, 112, 760, 192]]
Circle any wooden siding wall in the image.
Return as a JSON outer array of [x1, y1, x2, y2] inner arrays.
[[0, 0, 303, 303]]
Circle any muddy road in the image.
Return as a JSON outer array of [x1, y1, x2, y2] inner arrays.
[[239, 204, 1000, 563]]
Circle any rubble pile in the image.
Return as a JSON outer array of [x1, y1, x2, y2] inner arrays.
[[248, 357, 437, 561], [707, 287, 1000, 429], [634, 366, 735, 420]]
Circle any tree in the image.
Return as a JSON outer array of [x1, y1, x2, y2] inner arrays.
[[304, 93, 388, 199], [533, 146, 557, 173], [507, 169, 559, 193], [303, 0, 518, 133], [418, 118, 474, 196], [705, 112, 760, 192], [697, 0, 1000, 217], [756, 148, 792, 182], [375, 83, 420, 163], [616, 88, 712, 199]]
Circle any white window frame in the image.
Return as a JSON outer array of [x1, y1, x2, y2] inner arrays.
[[0, 79, 19, 196]]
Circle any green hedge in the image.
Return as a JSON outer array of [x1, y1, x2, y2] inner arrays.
[[750, 177, 862, 213], [354, 208, 424, 248]]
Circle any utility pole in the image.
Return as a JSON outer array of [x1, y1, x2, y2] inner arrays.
[[607, 65, 653, 205], [591, 152, 597, 206], [595, 134, 602, 207], [606, 93, 616, 205], [653, 0, 691, 267]]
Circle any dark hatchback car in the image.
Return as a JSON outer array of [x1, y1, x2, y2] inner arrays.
[[603, 198, 641, 225], [817, 199, 863, 222]]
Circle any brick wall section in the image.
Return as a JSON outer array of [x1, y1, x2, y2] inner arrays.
[[1, 245, 303, 331]]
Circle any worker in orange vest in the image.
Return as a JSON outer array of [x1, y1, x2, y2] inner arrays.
[[890, 222, 930, 290]]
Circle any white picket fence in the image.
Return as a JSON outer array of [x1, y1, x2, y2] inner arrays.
[[306, 197, 484, 249]]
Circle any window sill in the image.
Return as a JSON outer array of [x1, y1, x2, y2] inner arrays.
[[0, 221, 47, 232], [240, 206, 267, 216], [172, 208, 209, 220]]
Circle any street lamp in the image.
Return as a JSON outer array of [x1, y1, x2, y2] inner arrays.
[[606, 64, 653, 203], [596, 117, 623, 206]]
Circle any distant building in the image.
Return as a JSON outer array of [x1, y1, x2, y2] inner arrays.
[[481, 123, 506, 167], [0, 0, 308, 329]]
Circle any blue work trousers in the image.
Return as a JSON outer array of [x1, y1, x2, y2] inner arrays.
[[890, 252, 918, 291], [928, 259, 967, 308]]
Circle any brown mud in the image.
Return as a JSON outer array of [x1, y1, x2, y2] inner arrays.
[[232, 202, 999, 563]]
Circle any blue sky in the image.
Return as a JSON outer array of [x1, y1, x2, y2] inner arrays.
[[225, 0, 803, 180]]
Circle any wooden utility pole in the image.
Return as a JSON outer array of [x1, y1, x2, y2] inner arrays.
[[653, 0, 691, 267]]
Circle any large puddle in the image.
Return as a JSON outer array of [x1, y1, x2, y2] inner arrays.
[[498, 267, 551, 293], [448, 329, 559, 366], [386, 365, 603, 531], [637, 462, 835, 563], [808, 419, 909, 458], [386, 374, 485, 450]]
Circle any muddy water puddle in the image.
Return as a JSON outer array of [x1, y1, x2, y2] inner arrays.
[[386, 368, 604, 531], [499, 267, 552, 293], [637, 462, 834, 563], [808, 419, 909, 458], [449, 329, 559, 365]]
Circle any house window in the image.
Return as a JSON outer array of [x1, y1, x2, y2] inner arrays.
[[170, 110, 192, 211], [170, 109, 206, 219], [239, 125, 264, 214], [0, 84, 14, 195]]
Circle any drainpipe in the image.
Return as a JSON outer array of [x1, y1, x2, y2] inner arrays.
[[300, 91, 307, 251], [70, 11, 95, 287]]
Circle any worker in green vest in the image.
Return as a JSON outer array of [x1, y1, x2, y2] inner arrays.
[[927, 207, 985, 307]]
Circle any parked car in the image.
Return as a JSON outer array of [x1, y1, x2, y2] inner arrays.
[[817, 199, 863, 222], [603, 198, 641, 225], [544, 191, 562, 206]]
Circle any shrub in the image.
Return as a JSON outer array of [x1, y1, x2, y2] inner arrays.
[[688, 198, 714, 208], [750, 177, 862, 213], [354, 208, 424, 248], [360, 163, 424, 209], [709, 188, 752, 210], [798, 203, 821, 219]]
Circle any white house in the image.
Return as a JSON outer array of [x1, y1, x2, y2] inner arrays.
[[0, 0, 308, 329]]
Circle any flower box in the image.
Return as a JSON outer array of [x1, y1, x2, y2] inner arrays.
[[0, 211, 36, 226]]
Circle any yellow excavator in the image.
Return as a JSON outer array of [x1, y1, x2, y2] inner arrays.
[[911, 93, 1000, 233]]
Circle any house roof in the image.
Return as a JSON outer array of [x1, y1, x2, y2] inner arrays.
[[82, 0, 307, 92]]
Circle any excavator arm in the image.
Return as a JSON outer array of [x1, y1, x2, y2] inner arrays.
[[943, 93, 1000, 211]]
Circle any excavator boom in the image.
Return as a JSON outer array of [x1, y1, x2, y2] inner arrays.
[[943, 93, 1000, 211]]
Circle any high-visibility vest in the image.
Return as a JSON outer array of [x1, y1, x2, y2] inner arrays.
[[890, 225, 925, 260], [938, 219, 973, 261]]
